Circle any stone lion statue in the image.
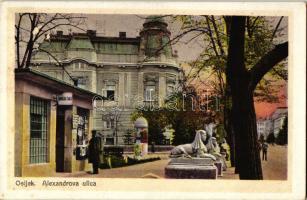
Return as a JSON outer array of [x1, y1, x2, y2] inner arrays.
[[169, 130, 216, 160]]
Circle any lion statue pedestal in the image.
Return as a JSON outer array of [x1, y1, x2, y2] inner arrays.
[[165, 130, 218, 179], [165, 157, 217, 179]]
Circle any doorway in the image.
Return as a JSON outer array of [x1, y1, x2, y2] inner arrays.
[[56, 106, 65, 172]]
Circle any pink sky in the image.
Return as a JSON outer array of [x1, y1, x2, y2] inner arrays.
[[254, 85, 287, 118]]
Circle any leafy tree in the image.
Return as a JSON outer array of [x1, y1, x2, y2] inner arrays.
[[131, 85, 211, 145], [170, 15, 287, 168], [102, 107, 123, 146], [226, 16, 288, 179], [123, 129, 134, 145], [165, 85, 213, 145], [266, 132, 275, 144]]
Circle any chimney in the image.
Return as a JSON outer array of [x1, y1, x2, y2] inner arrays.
[[56, 30, 63, 36], [119, 32, 126, 38], [87, 30, 96, 36]]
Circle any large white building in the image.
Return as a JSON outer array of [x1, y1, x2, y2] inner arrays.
[[257, 107, 287, 139], [271, 107, 288, 137], [30, 16, 182, 145]]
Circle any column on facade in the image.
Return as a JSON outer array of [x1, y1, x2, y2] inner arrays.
[[137, 72, 144, 103], [125, 72, 132, 109], [91, 68, 97, 93], [118, 73, 125, 107], [63, 106, 74, 172], [158, 72, 166, 107]]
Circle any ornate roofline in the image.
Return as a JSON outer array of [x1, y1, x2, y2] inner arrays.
[[31, 58, 181, 71]]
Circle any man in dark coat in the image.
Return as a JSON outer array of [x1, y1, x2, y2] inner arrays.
[[88, 130, 101, 174], [262, 142, 269, 161]]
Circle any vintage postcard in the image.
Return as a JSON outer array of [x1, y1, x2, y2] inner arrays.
[[0, 1, 306, 199]]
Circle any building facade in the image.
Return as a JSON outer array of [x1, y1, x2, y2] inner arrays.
[[256, 118, 266, 139], [257, 117, 274, 140], [15, 68, 99, 176], [30, 16, 182, 145], [271, 107, 288, 137], [257, 107, 288, 139]]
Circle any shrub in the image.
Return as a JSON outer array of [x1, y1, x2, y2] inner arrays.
[[266, 132, 275, 144], [276, 117, 288, 145], [100, 155, 161, 169]]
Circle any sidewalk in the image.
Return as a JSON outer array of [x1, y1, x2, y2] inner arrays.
[[55, 159, 169, 178], [54, 153, 238, 179], [54, 145, 286, 180]]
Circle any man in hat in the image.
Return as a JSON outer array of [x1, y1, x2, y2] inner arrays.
[[88, 130, 101, 174]]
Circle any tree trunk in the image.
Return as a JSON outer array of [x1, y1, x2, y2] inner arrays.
[[225, 13, 288, 179], [232, 81, 263, 179], [226, 16, 263, 179]]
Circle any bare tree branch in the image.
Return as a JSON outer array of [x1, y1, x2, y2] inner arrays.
[[15, 13, 86, 68], [270, 16, 284, 42], [211, 16, 225, 56], [36, 47, 75, 83]]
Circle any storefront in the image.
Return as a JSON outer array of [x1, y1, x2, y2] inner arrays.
[[15, 68, 101, 177]]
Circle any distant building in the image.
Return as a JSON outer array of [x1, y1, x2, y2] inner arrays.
[[30, 16, 182, 145], [257, 118, 266, 139], [257, 107, 287, 140], [271, 107, 288, 137]]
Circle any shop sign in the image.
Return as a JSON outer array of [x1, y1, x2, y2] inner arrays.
[[58, 92, 73, 105]]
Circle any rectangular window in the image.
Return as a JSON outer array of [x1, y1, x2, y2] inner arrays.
[[29, 97, 50, 164], [106, 119, 115, 129], [105, 138, 114, 145], [77, 77, 87, 89], [107, 90, 115, 101], [106, 85, 115, 101], [145, 85, 155, 101], [72, 76, 87, 89]]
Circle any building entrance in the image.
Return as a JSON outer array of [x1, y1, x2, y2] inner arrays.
[[56, 106, 66, 172]]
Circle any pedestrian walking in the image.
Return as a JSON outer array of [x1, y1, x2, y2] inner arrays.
[[262, 142, 268, 161], [258, 140, 262, 153], [88, 130, 102, 174]]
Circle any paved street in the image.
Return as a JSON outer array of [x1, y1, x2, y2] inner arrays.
[[56, 145, 287, 180], [261, 144, 287, 180], [221, 144, 288, 180]]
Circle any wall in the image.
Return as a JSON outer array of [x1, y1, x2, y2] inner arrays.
[[15, 80, 57, 177], [15, 78, 94, 176]]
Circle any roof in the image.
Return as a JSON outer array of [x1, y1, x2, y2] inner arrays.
[[49, 33, 140, 44], [271, 107, 288, 120], [40, 34, 140, 55], [15, 68, 103, 100], [40, 40, 68, 53], [67, 37, 95, 50], [134, 117, 148, 128]]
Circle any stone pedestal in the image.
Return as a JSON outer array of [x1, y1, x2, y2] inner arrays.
[[214, 161, 223, 176], [165, 158, 217, 179]]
